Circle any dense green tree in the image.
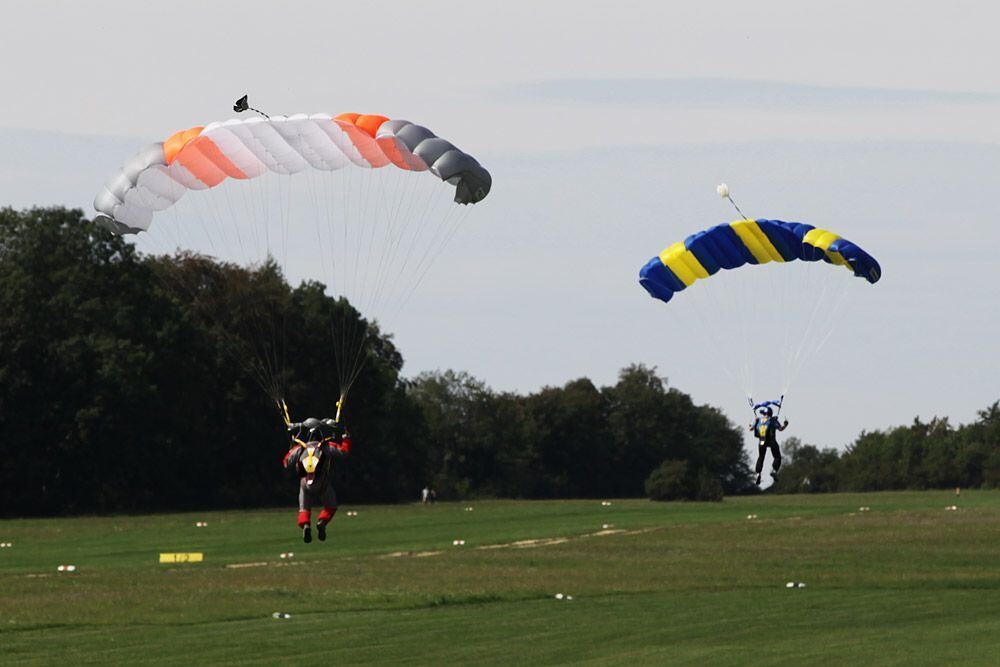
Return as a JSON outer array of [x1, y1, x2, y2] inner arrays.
[[603, 365, 750, 497], [0, 207, 421, 515], [522, 378, 613, 498], [769, 438, 841, 493], [768, 408, 1000, 494], [6, 206, 997, 515], [409, 365, 752, 501], [0, 207, 196, 513], [645, 460, 692, 501]]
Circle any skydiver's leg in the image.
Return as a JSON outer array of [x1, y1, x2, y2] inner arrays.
[[316, 488, 338, 542], [298, 486, 313, 543], [770, 442, 782, 474], [317, 507, 337, 541], [755, 443, 766, 483]]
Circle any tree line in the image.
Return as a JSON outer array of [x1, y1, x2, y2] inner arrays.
[[1, 207, 996, 516], [771, 406, 1000, 494]]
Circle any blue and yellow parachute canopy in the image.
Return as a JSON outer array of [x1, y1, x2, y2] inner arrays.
[[639, 219, 881, 304]]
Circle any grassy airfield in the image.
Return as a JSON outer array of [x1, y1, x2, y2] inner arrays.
[[2, 491, 999, 665]]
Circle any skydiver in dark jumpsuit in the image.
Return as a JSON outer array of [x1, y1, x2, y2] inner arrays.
[[283, 418, 351, 543], [750, 406, 787, 485]]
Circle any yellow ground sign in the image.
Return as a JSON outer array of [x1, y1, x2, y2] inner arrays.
[[159, 552, 204, 564]]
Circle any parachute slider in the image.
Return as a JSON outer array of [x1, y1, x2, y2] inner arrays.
[[233, 94, 270, 119], [287, 417, 344, 440], [751, 395, 784, 416]]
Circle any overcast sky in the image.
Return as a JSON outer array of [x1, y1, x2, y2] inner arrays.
[[2, 1, 998, 452]]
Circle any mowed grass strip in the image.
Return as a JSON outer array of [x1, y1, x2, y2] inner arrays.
[[1, 491, 998, 665]]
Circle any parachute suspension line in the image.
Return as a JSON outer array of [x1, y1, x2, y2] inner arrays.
[[381, 175, 465, 324], [736, 265, 754, 400], [312, 164, 472, 402], [724, 193, 749, 221], [678, 271, 752, 400], [317, 162, 374, 401], [327, 167, 349, 398], [104, 111, 491, 420], [712, 183, 760, 400], [279, 398, 292, 426], [343, 194, 469, 400], [367, 168, 426, 315], [232, 169, 295, 405], [340, 165, 368, 399], [783, 275, 852, 395], [336, 169, 400, 397], [640, 201, 881, 423], [308, 164, 361, 405], [188, 172, 291, 403], [152, 201, 281, 403], [399, 201, 470, 312], [336, 168, 353, 401], [782, 263, 833, 393], [340, 164, 381, 396], [339, 169, 433, 398], [277, 172, 295, 401], [230, 173, 286, 402], [776, 252, 800, 396], [303, 166, 347, 414], [779, 261, 825, 394], [724, 188, 755, 399]]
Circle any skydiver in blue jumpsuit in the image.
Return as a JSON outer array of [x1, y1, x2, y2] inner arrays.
[[750, 406, 788, 485]]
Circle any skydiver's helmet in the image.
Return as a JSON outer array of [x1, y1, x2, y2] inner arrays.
[[759, 407, 773, 418], [302, 417, 323, 442]]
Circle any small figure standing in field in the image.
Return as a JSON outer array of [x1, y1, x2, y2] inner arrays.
[[422, 486, 430, 504], [283, 417, 351, 543], [750, 405, 788, 485]]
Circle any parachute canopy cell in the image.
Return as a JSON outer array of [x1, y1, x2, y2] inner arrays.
[[639, 219, 881, 304], [93, 113, 491, 234]]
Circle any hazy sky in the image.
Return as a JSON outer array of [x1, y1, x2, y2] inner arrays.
[[2, 1, 998, 452]]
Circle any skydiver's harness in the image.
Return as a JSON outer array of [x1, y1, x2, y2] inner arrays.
[[749, 395, 784, 443], [279, 398, 347, 488], [279, 397, 345, 446]]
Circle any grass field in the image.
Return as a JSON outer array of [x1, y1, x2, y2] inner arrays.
[[2, 490, 999, 665]]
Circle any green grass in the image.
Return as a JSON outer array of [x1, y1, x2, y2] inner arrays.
[[2, 491, 999, 665]]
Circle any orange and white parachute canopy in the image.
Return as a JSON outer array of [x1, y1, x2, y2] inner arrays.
[[94, 113, 491, 234]]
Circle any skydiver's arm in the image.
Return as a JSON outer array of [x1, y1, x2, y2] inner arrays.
[[325, 436, 351, 458], [283, 444, 303, 470], [778, 419, 789, 431]]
